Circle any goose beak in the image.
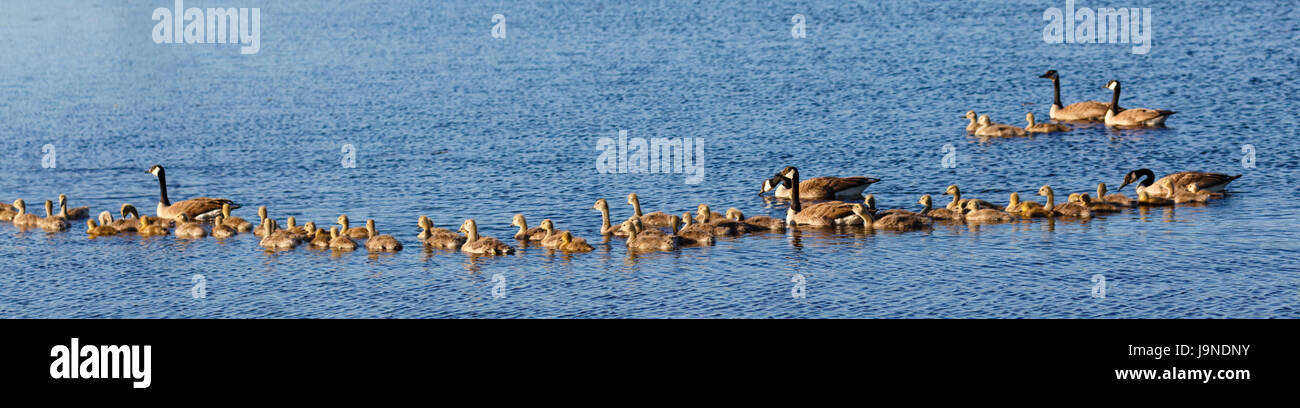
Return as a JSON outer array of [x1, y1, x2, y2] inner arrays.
[[1116, 182, 1129, 192]]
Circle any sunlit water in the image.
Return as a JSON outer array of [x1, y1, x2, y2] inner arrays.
[[1, 0, 1298, 318]]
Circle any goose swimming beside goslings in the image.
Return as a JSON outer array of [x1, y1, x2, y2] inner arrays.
[[147, 165, 239, 220], [1040, 70, 1113, 121], [769, 174, 862, 227], [760, 166, 879, 200], [1118, 169, 1241, 198], [1101, 80, 1175, 128]]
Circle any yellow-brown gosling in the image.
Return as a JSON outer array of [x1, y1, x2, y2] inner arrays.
[[511, 214, 546, 241], [327, 226, 357, 251], [1171, 183, 1214, 204], [1095, 183, 1136, 207], [865, 195, 919, 217], [628, 193, 677, 227], [1075, 194, 1121, 213], [851, 204, 929, 231], [726, 208, 784, 231], [945, 185, 996, 211], [57, 194, 89, 220], [458, 219, 515, 255], [283, 216, 311, 241], [1024, 112, 1072, 133], [1005, 192, 1045, 213], [38, 200, 71, 232], [211, 216, 237, 238], [254, 207, 274, 237], [592, 199, 629, 237], [0, 200, 18, 221], [1137, 190, 1174, 206], [621, 218, 676, 252], [86, 218, 118, 237], [147, 165, 239, 220], [259, 223, 298, 250], [1037, 185, 1091, 218], [974, 115, 1028, 137], [221, 202, 251, 232], [307, 226, 330, 248], [696, 204, 747, 235], [138, 216, 170, 236], [418, 216, 464, 250], [963, 110, 980, 132], [111, 204, 141, 232], [557, 231, 594, 253], [364, 219, 403, 252], [1102, 80, 1175, 128], [918, 195, 963, 221], [962, 200, 1018, 223], [336, 214, 370, 239], [174, 214, 208, 239], [673, 213, 716, 246], [1040, 70, 1112, 121], [538, 219, 574, 249]]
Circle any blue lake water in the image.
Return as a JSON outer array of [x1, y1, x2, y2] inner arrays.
[[1, 0, 1298, 318]]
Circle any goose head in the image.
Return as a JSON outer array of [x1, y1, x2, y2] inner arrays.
[[329, 226, 340, 239], [863, 194, 877, 211], [147, 164, 164, 177], [86, 219, 98, 230], [336, 214, 349, 227], [511, 214, 527, 228], [365, 219, 377, 238], [539, 219, 555, 233], [121, 203, 139, 219], [1037, 185, 1054, 198], [626, 193, 640, 206], [418, 215, 432, 229], [286, 216, 297, 229], [592, 199, 610, 212], [43, 200, 54, 217], [1067, 193, 1082, 203], [725, 208, 743, 221], [1039, 70, 1059, 79], [1118, 169, 1154, 192], [257, 206, 268, 221], [917, 194, 933, 209], [1008, 192, 1021, 206], [12, 199, 24, 213], [1025, 112, 1038, 126], [1097, 183, 1109, 197], [560, 231, 574, 246], [963, 110, 977, 120], [1103, 79, 1120, 91], [1079, 194, 1094, 204], [458, 219, 478, 237], [680, 212, 693, 227], [977, 115, 992, 127], [779, 166, 798, 180], [175, 213, 190, 224], [222, 202, 233, 218], [58, 194, 68, 207], [696, 204, 713, 223], [98, 211, 113, 225], [303, 221, 316, 234]]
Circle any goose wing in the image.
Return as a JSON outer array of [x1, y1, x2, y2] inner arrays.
[[1059, 101, 1111, 118], [800, 176, 879, 198], [1114, 108, 1174, 124], [1159, 172, 1241, 192], [170, 197, 239, 219]]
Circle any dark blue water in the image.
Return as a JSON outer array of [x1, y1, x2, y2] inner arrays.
[[2, 0, 1298, 318]]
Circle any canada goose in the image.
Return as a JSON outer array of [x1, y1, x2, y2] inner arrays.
[[974, 115, 1028, 138], [336, 214, 370, 239], [1024, 113, 1072, 133], [759, 166, 880, 200], [1095, 183, 1136, 207], [944, 185, 996, 211], [253, 207, 274, 237], [674, 212, 716, 246], [1005, 192, 1045, 213], [918, 195, 963, 221], [1136, 190, 1173, 206], [38, 200, 71, 231], [147, 165, 239, 220], [458, 219, 515, 255], [1075, 194, 1121, 213], [111, 204, 141, 232], [327, 226, 357, 251], [417, 216, 465, 250], [1102, 80, 1175, 127], [627, 193, 677, 227], [1040, 70, 1113, 121], [307, 227, 330, 248], [962, 200, 1018, 223], [86, 218, 118, 236], [851, 204, 929, 231], [511, 214, 546, 241], [963, 110, 980, 132], [364, 219, 403, 252], [621, 218, 677, 252], [259, 223, 298, 250], [771, 174, 862, 227], [592, 199, 629, 237], [221, 203, 251, 232], [1173, 184, 1215, 204], [537, 219, 577, 249], [696, 204, 747, 235], [1037, 185, 1091, 218], [1118, 169, 1240, 198], [57, 194, 89, 220], [725, 208, 784, 231], [173, 214, 208, 239], [558, 231, 594, 253], [211, 216, 237, 238], [10, 199, 42, 227], [138, 215, 170, 236]]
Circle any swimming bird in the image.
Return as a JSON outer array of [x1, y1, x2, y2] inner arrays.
[[760, 166, 879, 200], [110, 204, 141, 232], [864, 195, 919, 217], [673, 213, 716, 246], [726, 208, 784, 231], [336, 214, 370, 239], [974, 115, 1028, 138], [211, 216, 237, 238], [147, 165, 239, 220], [621, 218, 677, 252], [696, 204, 747, 235], [138, 215, 170, 237], [557, 231, 594, 253], [1074, 194, 1121, 213], [221, 203, 251, 232], [1005, 192, 1045, 213], [1024, 112, 1071, 133], [86, 218, 119, 237], [364, 219, 403, 252], [592, 199, 629, 237], [1101, 80, 1175, 127], [628, 193, 677, 227], [259, 223, 298, 250], [38, 200, 71, 231], [1037, 185, 1091, 218], [307, 227, 330, 248], [283, 217, 310, 241], [253, 206, 274, 237], [327, 226, 357, 251], [945, 185, 996, 211], [458, 219, 515, 255], [918, 195, 963, 221], [1040, 70, 1113, 121], [1137, 190, 1173, 206], [851, 203, 930, 231], [418, 216, 464, 250], [1095, 183, 1136, 207], [0, 200, 17, 221], [962, 200, 1018, 223], [57, 194, 89, 220], [10, 199, 42, 227], [511, 214, 546, 241], [1118, 169, 1240, 198], [963, 110, 981, 132], [173, 214, 208, 239], [771, 174, 862, 227]]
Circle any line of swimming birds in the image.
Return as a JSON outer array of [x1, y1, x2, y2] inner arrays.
[[963, 70, 1177, 137], [0, 162, 1241, 256]]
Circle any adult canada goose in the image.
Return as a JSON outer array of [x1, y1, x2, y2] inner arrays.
[[1024, 113, 1072, 133], [760, 166, 880, 200], [851, 204, 929, 231], [10, 199, 42, 227], [726, 208, 784, 231], [221, 203, 251, 232], [1005, 192, 1045, 213], [963, 110, 981, 132], [592, 199, 629, 237], [1037, 185, 1091, 218], [259, 223, 298, 250], [1095, 183, 1136, 207], [111, 204, 141, 232], [945, 185, 996, 211], [57, 194, 89, 220], [511, 214, 546, 241], [696, 204, 747, 235], [173, 214, 208, 239], [974, 115, 1028, 138], [336, 214, 370, 239], [1074, 194, 1121, 213], [147, 165, 239, 220], [1101, 80, 1175, 127], [327, 226, 357, 251], [364, 219, 403, 252], [1137, 190, 1174, 206], [918, 195, 963, 221], [138, 216, 170, 236], [627, 193, 677, 227], [557, 231, 594, 253], [674, 212, 716, 246], [86, 218, 119, 237], [621, 218, 677, 252], [417, 216, 465, 250], [307, 227, 330, 248], [458, 219, 515, 255], [1040, 70, 1113, 121], [38, 200, 71, 232], [772, 174, 862, 227], [962, 201, 1018, 223], [211, 216, 237, 238], [1118, 169, 1240, 198]]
